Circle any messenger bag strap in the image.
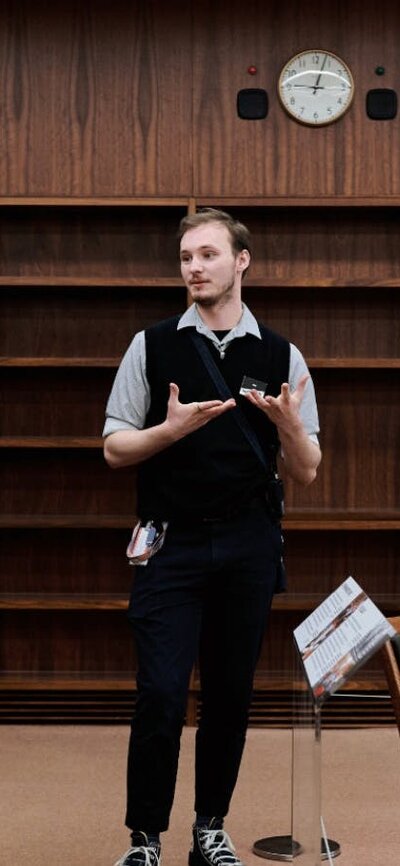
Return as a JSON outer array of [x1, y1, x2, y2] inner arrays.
[[190, 329, 270, 474]]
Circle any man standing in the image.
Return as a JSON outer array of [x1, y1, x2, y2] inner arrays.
[[103, 208, 321, 866]]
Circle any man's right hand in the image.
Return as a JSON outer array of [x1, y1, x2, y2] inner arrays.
[[104, 382, 235, 469], [165, 382, 236, 440]]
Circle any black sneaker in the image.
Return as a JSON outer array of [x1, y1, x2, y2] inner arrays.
[[189, 819, 245, 866], [114, 832, 161, 866]]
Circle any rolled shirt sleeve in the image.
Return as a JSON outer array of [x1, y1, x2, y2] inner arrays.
[[102, 331, 150, 437], [289, 343, 320, 444]]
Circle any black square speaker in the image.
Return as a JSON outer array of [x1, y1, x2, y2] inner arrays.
[[237, 88, 268, 120], [366, 88, 397, 120]]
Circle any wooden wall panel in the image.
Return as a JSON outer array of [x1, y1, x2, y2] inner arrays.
[[0, 529, 132, 594], [0, 207, 187, 278], [284, 370, 399, 513], [0, 612, 135, 672], [1, 528, 398, 600], [284, 530, 400, 598], [0, 1, 398, 198], [2, 369, 114, 437], [0, 287, 185, 359], [193, 0, 400, 196], [244, 287, 399, 358], [0, 1, 192, 196], [0, 451, 137, 516], [0, 1, 398, 718], [220, 207, 400, 286]]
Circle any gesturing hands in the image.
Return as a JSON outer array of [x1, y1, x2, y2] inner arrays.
[[244, 374, 309, 433], [165, 382, 236, 440]]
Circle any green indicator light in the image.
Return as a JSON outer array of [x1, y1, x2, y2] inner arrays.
[[375, 66, 385, 75]]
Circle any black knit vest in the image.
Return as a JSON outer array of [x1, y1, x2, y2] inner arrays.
[[137, 315, 290, 520]]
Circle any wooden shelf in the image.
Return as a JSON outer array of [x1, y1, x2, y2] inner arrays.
[[283, 517, 400, 532], [0, 437, 103, 448], [0, 592, 397, 612], [285, 519, 400, 530], [286, 510, 400, 530], [0, 276, 184, 287], [0, 197, 191, 207], [2, 356, 400, 370], [0, 515, 132, 528], [0, 195, 399, 209], [272, 593, 399, 612], [0, 195, 399, 208], [0, 593, 129, 610], [247, 278, 400, 288], [0, 668, 388, 693], [0, 672, 135, 690], [1, 276, 400, 288], [197, 196, 400, 208], [0, 357, 118, 367], [307, 358, 400, 369], [0, 513, 398, 529], [0, 0, 397, 720]]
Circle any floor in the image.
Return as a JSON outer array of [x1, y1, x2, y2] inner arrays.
[[1, 725, 399, 865]]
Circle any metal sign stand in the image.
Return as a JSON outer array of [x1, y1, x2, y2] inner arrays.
[[253, 578, 395, 862], [253, 640, 340, 864]]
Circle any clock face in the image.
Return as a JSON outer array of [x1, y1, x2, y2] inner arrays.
[[278, 50, 354, 126]]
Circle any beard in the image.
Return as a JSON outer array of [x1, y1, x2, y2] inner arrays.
[[191, 276, 236, 308], [195, 294, 218, 308]]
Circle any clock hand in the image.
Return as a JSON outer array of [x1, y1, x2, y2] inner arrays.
[[313, 53, 328, 94], [293, 84, 348, 90]]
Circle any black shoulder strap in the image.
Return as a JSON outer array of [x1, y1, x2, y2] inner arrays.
[[190, 329, 270, 474]]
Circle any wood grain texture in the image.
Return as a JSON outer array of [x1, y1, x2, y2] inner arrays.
[[244, 285, 400, 359], [2, 205, 400, 284], [0, 594, 129, 610], [0, 206, 186, 278], [283, 530, 400, 597], [2, 369, 398, 515], [0, 515, 133, 528], [0, 286, 185, 359], [0, 1, 399, 197], [204, 206, 400, 285], [0, 610, 136, 672], [0, 450, 137, 516], [1, 369, 114, 437], [193, 0, 400, 196], [0, 528, 133, 593], [0, 1, 398, 703], [1, 608, 388, 677], [283, 369, 400, 512], [0, 591, 397, 611], [0, 1, 192, 195]]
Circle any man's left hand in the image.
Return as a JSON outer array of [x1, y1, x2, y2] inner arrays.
[[245, 374, 309, 433]]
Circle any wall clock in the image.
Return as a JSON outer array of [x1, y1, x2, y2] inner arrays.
[[278, 50, 354, 126]]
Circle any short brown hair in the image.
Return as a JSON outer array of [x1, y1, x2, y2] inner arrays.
[[178, 207, 251, 260]]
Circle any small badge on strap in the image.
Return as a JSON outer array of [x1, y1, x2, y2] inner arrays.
[[239, 375, 268, 398]]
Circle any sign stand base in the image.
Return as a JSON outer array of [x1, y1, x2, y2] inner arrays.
[[253, 835, 341, 861]]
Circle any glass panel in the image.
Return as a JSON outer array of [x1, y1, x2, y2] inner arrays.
[[291, 638, 321, 864]]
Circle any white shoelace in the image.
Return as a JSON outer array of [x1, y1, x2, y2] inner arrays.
[[198, 829, 244, 866], [115, 845, 160, 866]]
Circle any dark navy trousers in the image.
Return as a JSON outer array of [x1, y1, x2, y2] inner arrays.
[[125, 503, 282, 833]]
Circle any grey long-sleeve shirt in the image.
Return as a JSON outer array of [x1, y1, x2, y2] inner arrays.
[[103, 303, 320, 444]]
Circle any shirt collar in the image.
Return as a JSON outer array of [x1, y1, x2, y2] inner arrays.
[[177, 303, 261, 342]]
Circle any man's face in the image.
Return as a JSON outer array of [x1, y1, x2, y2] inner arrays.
[[179, 221, 248, 308]]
